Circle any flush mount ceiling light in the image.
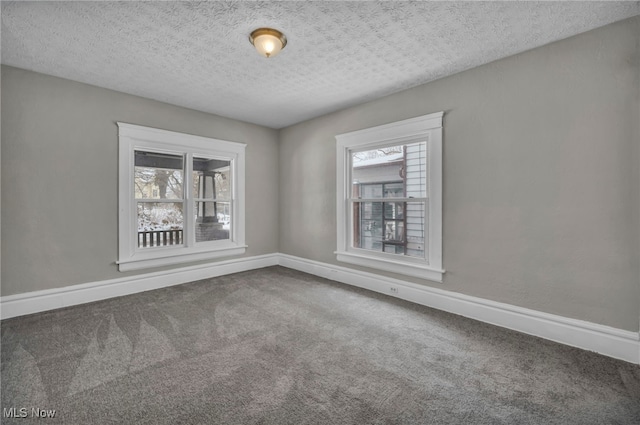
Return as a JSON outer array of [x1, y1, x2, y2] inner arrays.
[[249, 28, 287, 58]]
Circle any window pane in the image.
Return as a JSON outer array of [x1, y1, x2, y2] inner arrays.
[[351, 141, 427, 198], [137, 202, 184, 248], [350, 142, 427, 256], [135, 151, 183, 200], [354, 201, 382, 251], [354, 201, 380, 251], [404, 142, 428, 198], [353, 201, 426, 259], [195, 201, 230, 242], [351, 145, 403, 197], [193, 157, 231, 201], [405, 201, 427, 259]]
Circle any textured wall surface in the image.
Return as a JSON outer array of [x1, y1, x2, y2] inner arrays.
[[1, 67, 279, 296], [278, 17, 640, 331]]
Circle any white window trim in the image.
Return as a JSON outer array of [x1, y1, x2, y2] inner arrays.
[[335, 112, 444, 282], [117, 123, 246, 272]]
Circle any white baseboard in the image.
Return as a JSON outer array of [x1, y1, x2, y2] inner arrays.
[[278, 254, 640, 365], [2, 252, 638, 365], [0, 253, 279, 320]]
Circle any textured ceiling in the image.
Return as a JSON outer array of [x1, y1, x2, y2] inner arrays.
[[2, 1, 639, 129]]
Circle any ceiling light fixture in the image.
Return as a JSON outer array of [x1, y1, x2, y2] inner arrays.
[[249, 28, 287, 58]]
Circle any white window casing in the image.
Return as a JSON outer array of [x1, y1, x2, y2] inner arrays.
[[117, 123, 246, 271], [335, 112, 444, 282]]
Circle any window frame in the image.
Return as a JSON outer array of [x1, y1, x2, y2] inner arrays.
[[335, 112, 444, 282], [117, 123, 246, 272]]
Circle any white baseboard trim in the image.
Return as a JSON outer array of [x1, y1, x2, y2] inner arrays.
[[278, 254, 640, 365], [2, 252, 638, 365], [0, 253, 279, 320]]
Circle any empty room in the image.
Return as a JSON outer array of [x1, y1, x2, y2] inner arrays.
[[1, 1, 639, 424]]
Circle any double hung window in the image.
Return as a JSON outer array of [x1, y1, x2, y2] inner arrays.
[[335, 112, 444, 281], [118, 123, 246, 271]]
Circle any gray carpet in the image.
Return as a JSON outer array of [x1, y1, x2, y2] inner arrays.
[[1, 266, 639, 424]]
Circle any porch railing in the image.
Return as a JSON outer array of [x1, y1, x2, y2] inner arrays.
[[138, 229, 183, 248]]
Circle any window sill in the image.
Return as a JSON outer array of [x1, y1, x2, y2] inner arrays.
[[117, 245, 247, 272], [335, 251, 444, 282]]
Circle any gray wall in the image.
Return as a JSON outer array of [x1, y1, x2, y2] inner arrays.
[[2, 17, 638, 333], [1, 66, 280, 296], [278, 17, 640, 331]]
